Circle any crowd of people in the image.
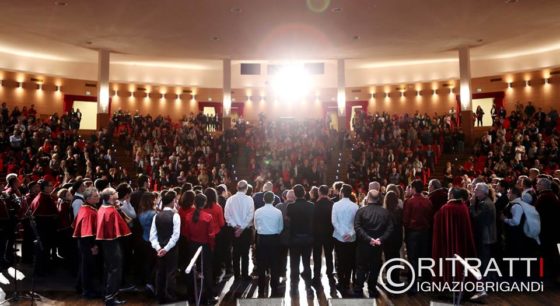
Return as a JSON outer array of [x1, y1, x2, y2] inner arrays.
[[1, 101, 560, 306]]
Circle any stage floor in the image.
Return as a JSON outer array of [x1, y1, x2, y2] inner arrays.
[[1, 256, 559, 305]]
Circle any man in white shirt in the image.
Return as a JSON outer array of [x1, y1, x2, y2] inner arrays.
[[150, 190, 180, 304], [224, 180, 254, 281], [254, 192, 283, 296], [331, 183, 358, 296]]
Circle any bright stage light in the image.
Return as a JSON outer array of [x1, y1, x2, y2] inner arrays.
[[271, 64, 311, 101]]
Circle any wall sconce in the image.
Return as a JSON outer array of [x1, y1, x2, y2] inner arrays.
[[508, 82, 512, 89], [525, 80, 530, 87], [432, 89, 437, 96]]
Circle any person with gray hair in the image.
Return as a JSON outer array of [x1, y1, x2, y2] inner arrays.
[[469, 182, 497, 298], [224, 180, 254, 281], [534, 177, 560, 280], [428, 179, 448, 212], [253, 181, 280, 210]]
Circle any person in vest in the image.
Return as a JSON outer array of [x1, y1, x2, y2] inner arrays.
[[96, 187, 131, 306], [71, 179, 86, 219], [72, 187, 100, 299], [149, 190, 180, 304], [30, 179, 58, 275]]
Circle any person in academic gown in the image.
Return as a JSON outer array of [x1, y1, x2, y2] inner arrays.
[[30, 179, 58, 275], [432, 187, 477, 285], [73, 187, 100, 299], [96, 187, 131, 306]]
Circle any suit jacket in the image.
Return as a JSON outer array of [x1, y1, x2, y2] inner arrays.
[[313, 197, 334, 239], [287, 198, 314, 244]]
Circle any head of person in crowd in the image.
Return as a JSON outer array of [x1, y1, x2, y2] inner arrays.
[[264, 191, 275, 205], [100, 187, 118, 206], [536, 177, 552, 193], [474, 183, 489, 201], [340, 184, 353, 199], [179, 190, 196, 210], [411, 180, 424, 195], [94, 178, 110, 192], [309, 186, 319, 202], [368, 181, 381, 192], [332, 181, 343, 196], [529, 168, 540, 181], [82, 187, 100, 208], [428, 179, 442, 193], [182, 182, 193, 193], [496, 179, 509, 196], [138, 174, 149, 190], [383, 190, 399, 211], [138, 192, 157, 214], [293, 184, 306, 200], [507, 186, 522, 202], [116, 183, 133, 201], [161, 190, 177, 208], [318, 185, 329, 200], [281, 189, 289, 202], [237, 180, 248, 194], [216, 184, 228, 198], [204, 187, 218, 209], [286, 189, 295, 203], [72, 179, 85, 195], [27, 181, 40, 196], [192, 193, 208, 223], [366, 189, 381, 205], [6, 173, 19, 189], [262, 181, 273, 192], [38, 179, 53, 195], [246, 184, 254, 196]]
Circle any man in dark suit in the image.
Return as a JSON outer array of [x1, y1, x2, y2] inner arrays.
[[312, 185, 334, 285], [287, 184, 314, 290]]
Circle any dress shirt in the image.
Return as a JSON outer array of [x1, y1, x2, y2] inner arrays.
[[331, 197, 358, 242], [72, 192, 84, 219], [254, 203, 283, 235], [119, 199, 137, 220], [504, 199, 524, 227], [224, 191, 254, 229], [149, 207, 181, 252]]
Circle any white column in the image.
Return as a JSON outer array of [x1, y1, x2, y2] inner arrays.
[[97, 49, 110, 113], [337, 59, 346, 115], [223, 59, 232, 116], [458, 47, 472, 111]]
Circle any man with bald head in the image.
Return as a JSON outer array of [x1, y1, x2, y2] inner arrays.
[[253, 181, 280, 210], [224, 180, 255, 281]]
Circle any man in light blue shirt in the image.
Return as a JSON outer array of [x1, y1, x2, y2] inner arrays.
[[331, 184, 358, 296], [254, 192, 284, 296]]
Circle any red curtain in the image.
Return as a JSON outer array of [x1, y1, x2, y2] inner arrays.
[[63, 94, 111, 114]]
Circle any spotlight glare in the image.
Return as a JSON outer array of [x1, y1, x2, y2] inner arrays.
[[271, 64, 311, 101]]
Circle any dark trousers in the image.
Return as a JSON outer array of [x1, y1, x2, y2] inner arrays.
[[120, 235, 136, 286], [156, 246, 178, 303], [313, 235, 334, 279], [221, 226, 233, 272], [290, 244, 312, 284], [78, 238, 97, 296], [256, 234, 280, 293], [213, 228, 227, 278], [355, 243, 382, 295], [58, 228, 78, 274], [34, 216, 56, 275], [188, 242, 213, 299], [231, 227, 251, 278], [0, 219, 16, 268], [334, 240, 356, 290], [21, 218, 34, 263], [102, 239, 123, 301], [406, 229, 430, 288], [279, 245, 289, 278], [139, 239, 157, 287]]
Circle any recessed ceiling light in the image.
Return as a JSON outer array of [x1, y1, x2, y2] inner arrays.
[[212, 36, 220, 41], [331, 7, 342, 13], [230, 7, 242, 14], [85, 41, 93, 45], [505, 0, 518, 4], [477, 38, 484, 43], [353, 35, 360, 40], [54, 1, 67, 6]]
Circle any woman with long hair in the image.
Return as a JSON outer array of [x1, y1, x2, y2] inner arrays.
[[382, 191, 403, 264], [137, 192, 158, 293], [203, 188, 224, 282], [177, 190, 196, 273], [185, 193, 217, 304]]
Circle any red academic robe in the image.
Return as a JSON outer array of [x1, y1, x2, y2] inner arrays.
[[73, 205, 97, 238], [30, 193, 58, 217], [432, 200, 477, 283], [95, 204, 131, 240]]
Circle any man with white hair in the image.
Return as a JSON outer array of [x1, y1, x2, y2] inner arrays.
[[469, 182, 497, 299], [224, 180, 255, 281]]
